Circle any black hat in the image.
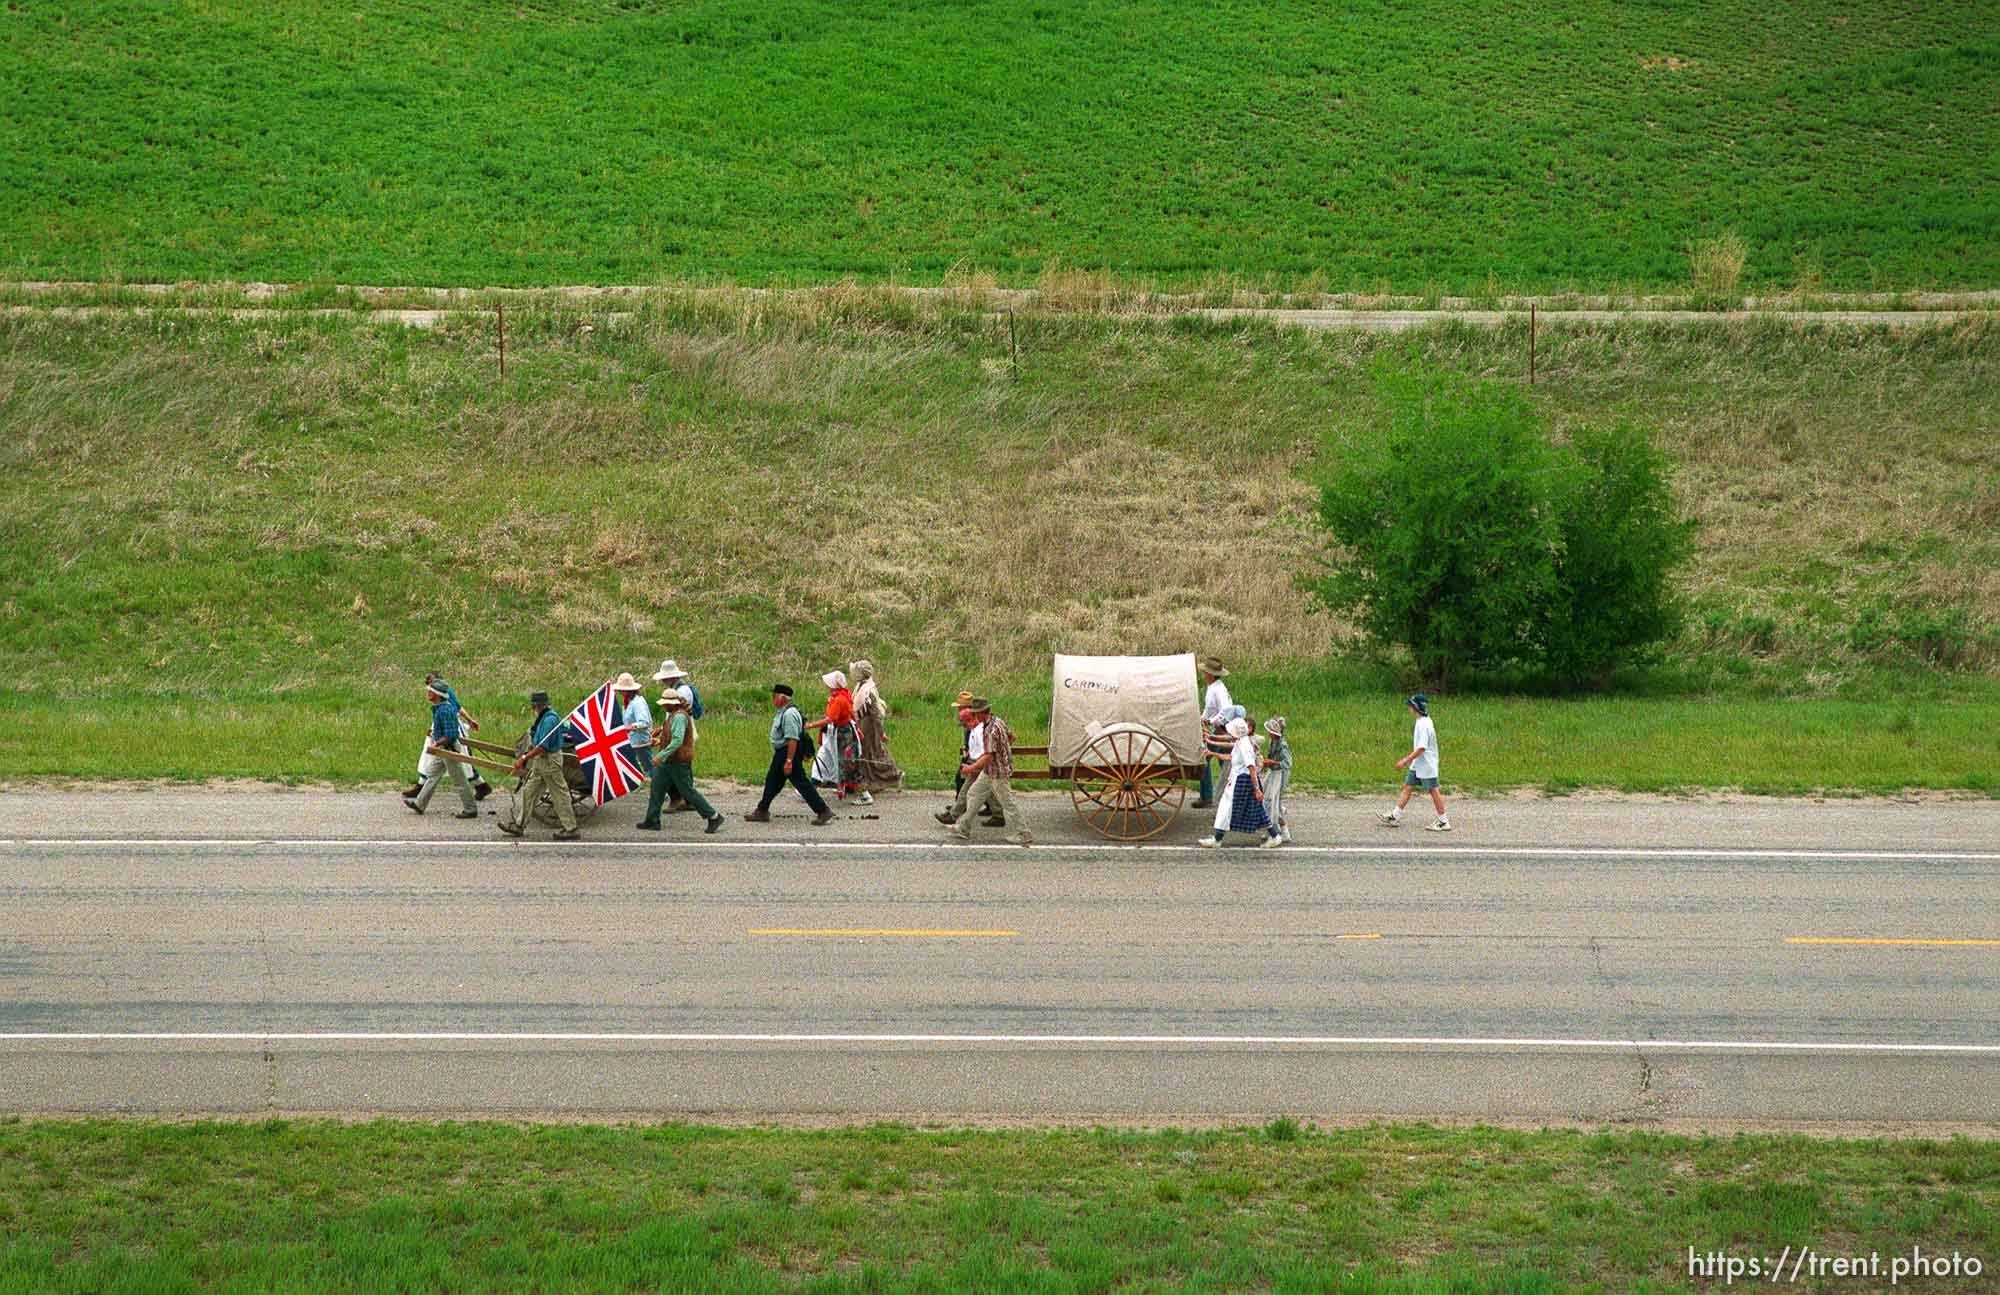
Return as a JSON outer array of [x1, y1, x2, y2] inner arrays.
[[529, 690, 551, 708], [1406, 693, 1428, 715], [771, 682, 794, 697]]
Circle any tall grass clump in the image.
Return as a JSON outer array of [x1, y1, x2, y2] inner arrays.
[[1688, 230, 1749, 303]]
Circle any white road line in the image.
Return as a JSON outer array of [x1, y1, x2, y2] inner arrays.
[[1, 1031, 1995, 1053], [2, 839, 1997, 862]]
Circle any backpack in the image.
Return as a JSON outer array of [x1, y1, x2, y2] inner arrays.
[[686, 683, 704, 720], [785, 705, 815, 757]]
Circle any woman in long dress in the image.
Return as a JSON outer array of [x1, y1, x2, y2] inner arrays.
[[847, 659, 902, 803], [1197, 716, 1268, 848], [805, 669, 864, 803], [1260, 715, 1291, 847]]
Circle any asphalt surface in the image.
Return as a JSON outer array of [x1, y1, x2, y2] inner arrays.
[[2, 791, 1995, 1127], [7, 783, 1999, 852]]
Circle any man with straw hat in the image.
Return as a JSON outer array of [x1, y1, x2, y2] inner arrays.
[[935, 690, 1000, 827], [651, 659, 697, 812], [945, 697, 1030, 847], [406, 677, 479, 819], [652, 658, 697, 712], [1192, 655, 1233, 809], [500, 690, 577, 840], [612, 672, 653, 780], [637, 691, 724, 834]]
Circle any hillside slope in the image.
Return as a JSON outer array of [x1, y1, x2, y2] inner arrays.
[[2, 1, 1994, 289], [1, 297, 1995, 789]]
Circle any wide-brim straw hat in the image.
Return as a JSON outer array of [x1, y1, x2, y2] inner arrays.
[[612, 672, 643, 692], [1200, 655, 1230, 677], [658, 691, 688, 709], [652, 658, 689, 683], [952, 689, 975, 707]]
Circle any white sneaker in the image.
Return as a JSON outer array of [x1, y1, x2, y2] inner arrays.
[[1426, 818, 1451, 832], [1377, 812, 1401, 827], [856, 791, 874, 805], [1196, 836, 1219, 849], [1260, 834, 1284, 849]]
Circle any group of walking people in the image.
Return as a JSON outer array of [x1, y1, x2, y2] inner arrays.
[[740, 663, 905, 826], [1189, 656, 1293, 848], [403, 659, 905, 840], [403, 653, 1449, 844]]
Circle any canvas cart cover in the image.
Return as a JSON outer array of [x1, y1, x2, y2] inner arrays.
[[1049, 654, 1202, 768]]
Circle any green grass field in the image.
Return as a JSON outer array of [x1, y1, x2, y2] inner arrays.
[[2, 1119, 1994, 1292], [2, 296, 1996, 792], [3, 1, 1996, 291]]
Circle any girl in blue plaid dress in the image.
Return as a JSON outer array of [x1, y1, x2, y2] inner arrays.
[[1259, 716, 1292, 847], [1197, 716, 1268, 847]]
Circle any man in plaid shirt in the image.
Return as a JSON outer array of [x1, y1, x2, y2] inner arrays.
[[944, 697, 1031, 846], [407, 679, 479, 818], [402, 671, 492, 802]]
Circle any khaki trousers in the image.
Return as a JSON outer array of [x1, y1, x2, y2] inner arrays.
[[948, 770, 1028, 843], [512, 751, 576, 832], [414, 749, 476, 814]]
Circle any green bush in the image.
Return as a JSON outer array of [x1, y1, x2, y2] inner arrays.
[[1308, 366, 1562, 687], [1308, 365, 1695, 688], [1541, 423, 1699, 683]]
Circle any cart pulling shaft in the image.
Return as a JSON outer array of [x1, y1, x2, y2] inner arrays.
[[423, 744, 518, 776]]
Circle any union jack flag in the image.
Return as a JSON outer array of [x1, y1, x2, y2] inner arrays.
[[563, 682, 647, 805]]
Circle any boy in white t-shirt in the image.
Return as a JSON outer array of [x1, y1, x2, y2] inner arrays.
[[1379, 693, 1450, 832]]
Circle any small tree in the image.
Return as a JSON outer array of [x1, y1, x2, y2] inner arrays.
[[1308, 365, 1695, 688], [1540, 422, 1698, 684], [1308, 366, 1562, 687]]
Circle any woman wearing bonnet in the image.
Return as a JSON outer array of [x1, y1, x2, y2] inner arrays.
[[1197, 715, 1269, 848], [805, 669, 865, 804], [847, 659, 902, 804]]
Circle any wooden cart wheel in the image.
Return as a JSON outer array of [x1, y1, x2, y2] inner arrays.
[[1069, 724, 1186, 841], [530, 789, 597, 826], [524, 748, 598, 826]]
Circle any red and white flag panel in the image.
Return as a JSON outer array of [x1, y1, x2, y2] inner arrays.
[[563, 682, 646, 805]]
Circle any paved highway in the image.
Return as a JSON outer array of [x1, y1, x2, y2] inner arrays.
[[2, 837, 1995, 1125]]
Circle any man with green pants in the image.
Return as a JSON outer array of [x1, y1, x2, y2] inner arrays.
[[637, 692, 724, 834], [500, 690, 577, 840]]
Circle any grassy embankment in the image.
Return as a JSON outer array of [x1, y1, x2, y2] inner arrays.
[[2, 1, 1995, 292], [1, 1120, 1995, 1292], [2, 294, 1995, 793]]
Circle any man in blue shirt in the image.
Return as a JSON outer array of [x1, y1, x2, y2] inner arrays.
[[407, 679, 480, 818], [500, 690, 578, 839], [614, 672, 653, 779], [403, 671, 493, 803], [744, 684, 835, 826]]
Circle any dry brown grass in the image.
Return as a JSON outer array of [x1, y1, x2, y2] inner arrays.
[[1688, 230, 1749, 300], [1, 304, 1993, 701], [1032, 259, 1124, 312]]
